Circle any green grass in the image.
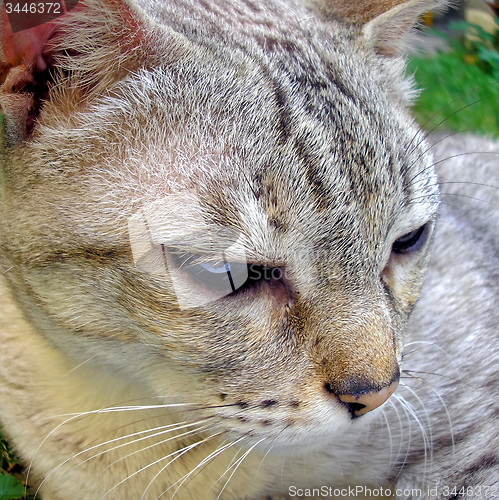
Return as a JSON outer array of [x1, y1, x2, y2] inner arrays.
[[0, 433, 27, 500], [408, 49, 499, 137]]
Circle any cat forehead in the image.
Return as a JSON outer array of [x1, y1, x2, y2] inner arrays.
[[125, 134, 437, 266], [111, 47, 417, 185], [102, 62, 437, 259]]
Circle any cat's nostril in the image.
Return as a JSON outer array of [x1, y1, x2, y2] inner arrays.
[[340, 400, 367, 415], [324, 380, 399, 418], [323, 382, 335, 395]]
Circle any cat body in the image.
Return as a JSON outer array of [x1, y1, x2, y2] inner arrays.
[[0, 0, 497, 498]]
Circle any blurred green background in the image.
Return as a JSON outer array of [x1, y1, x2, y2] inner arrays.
[[408, 0, 499, 137]]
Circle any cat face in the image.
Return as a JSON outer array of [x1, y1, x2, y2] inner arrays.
[[0, 0, 440, 448]]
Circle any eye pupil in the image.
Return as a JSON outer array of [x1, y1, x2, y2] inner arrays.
[[392, 224, 428, 254]]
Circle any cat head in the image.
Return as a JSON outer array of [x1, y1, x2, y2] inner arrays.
[[0, 0, 442, 444]]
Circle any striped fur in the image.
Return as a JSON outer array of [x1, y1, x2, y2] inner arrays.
[[0, 1, 497, 499]]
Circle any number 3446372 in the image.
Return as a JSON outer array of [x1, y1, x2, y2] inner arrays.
[[4, 3, 62, 14]]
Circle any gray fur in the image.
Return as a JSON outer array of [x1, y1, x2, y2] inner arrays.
[[0, 1, 497, 499]]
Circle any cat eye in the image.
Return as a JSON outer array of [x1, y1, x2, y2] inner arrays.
[[177, 253, 250, 292], [168, 249, 281, 294], [392, 224, 429, 254]]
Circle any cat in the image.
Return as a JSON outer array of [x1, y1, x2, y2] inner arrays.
[[0, 0, 498, 499]]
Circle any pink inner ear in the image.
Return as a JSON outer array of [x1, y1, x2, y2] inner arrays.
[[2, 1, 146, 77], [1, 9, 56, 73]]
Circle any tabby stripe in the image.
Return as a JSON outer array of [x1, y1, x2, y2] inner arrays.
[[13, 247, 131, 267]]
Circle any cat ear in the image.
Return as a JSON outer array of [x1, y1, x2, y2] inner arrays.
[[0, 0, 151, 143], [1, 9, 53, 142], [308, 0, 448, 56], [362, 0, 448, 56]]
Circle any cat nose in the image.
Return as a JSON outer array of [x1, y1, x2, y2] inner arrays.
[[337, 380, 399, 417], [325, 378, 399, 418]]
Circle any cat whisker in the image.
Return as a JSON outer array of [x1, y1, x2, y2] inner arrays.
[[407, 83, 498, 159], [86, 419, 209, 464], [398, 383, 433, 455], [409, 150, 499, 191], [101, 420, 216, 470], [415, 94, 496, 151], [157, 434, 247, 500], [297, 15, 316, 25], [28, 406, 164, 496], [402, 341, 466, 388], [61, 356, 98, 377], [37, 402, 245, 428], [225, 444, 246, 474], [411, 191, 496, 206], [406, 84, 489, 154], [30, 402, 230, 496], [406, 129, 472, 179], [166, 438, 240, 499], [214, 437, 267, 500], [145, 434, 231, 500], [384, 399, 407, 475], [231, 157, 260, 205], [36, 403, 201, 423], [402, 369, 463, 385], [402, 371, 455, 458], [378, 406, 394, 468], [385, 398, 412, 480], [401, 345, 431, 358], [256, 422, 292, 475], [402, 340, 453, 363], [438, 181, 499, 191], [392, 392, 431, 481], [100, 430, 225, 500], [33, 418, 214, 499]]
